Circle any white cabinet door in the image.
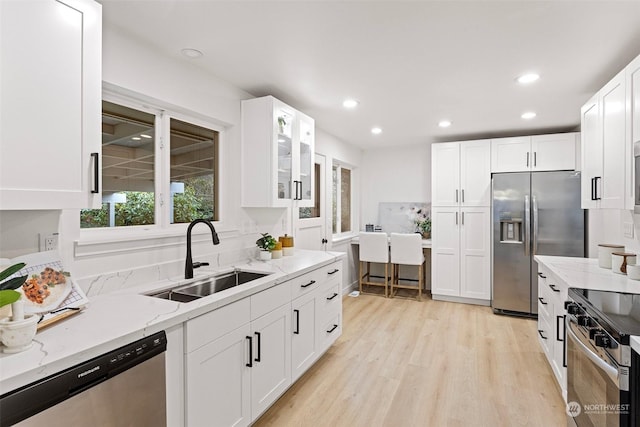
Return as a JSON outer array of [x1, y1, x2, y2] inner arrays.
[[431, 142, 460, 206], [431, 207, 460, 297], [600, 70, 627, 209], [581, 95, 601, 209], [0, 0, 101, 209], [291, 290, 318, 382], [629, 55, 640, 146], [491, 136, 531, 173], [186, 323, 251, 427], [531, 133, 577, 172], [460, 140, 491, 206], [459, 207, 490, 300], [250, 303, 292, 420]]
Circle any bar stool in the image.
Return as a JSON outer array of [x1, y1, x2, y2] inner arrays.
[[358, 232, 390, 297], [390, 233, 424, 301]]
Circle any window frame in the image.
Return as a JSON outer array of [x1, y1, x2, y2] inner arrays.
[[79, 88, 226, 243]]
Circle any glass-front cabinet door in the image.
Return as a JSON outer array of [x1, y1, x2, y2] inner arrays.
[[296, 114, 314, 207], [275, 106, 293, 202]]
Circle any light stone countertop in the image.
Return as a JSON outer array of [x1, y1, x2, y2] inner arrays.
[[0, 249, 346, 394]]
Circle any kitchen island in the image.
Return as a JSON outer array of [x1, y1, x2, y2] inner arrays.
[[0, 249, 346, 426]]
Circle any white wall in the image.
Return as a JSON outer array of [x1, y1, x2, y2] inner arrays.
[[587, 209, 640, 257], [360, 144, 431, 226]]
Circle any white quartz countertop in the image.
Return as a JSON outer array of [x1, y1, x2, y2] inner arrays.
[[0, 249, 345, 394], [534, 255, 640, 294], [631, 336, 640, 355]]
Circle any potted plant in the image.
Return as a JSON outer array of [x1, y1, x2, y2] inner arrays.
[[277, 116, 287, 134], [416, 216, 431, 239], [0, 263, 39, 353], [256, 233, 277, 261]]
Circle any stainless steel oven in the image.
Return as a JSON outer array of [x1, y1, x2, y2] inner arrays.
[[566, 288, 640, 427]]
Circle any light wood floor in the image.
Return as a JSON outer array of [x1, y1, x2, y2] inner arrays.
[[254, 293, 566, 427]]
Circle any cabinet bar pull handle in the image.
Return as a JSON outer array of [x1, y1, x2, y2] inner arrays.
[[293, 309, 300, 334], [538, 273, 546, 279], [327, 324, 338, 334], [327, 293, 338, 301], [549, 284, 560, 293], [562, 315, 567, 367], [455, 189, 458, 203], [591, 177, 596, 201], [455, 212, 458, 225], [461, 189, 465, 203], [301, 280, 316, 288], [538, 329, 547, 340], [594, 176, 602, 200], [538, 297, 547, 305], [462, 212, 464, 225], [526, 152, 530, 167], [91, 152, 99, 194], [556, 315, 564, 342], [254, 332, 261, 362], [534, 152, 537, 167], [328, 269, 339, 275], [246, 336, 253, 367]]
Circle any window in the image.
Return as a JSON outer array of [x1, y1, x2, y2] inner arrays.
[[332, 163, 351, 234], [299, 163, 320, 219], [80, 98, 219, 229]]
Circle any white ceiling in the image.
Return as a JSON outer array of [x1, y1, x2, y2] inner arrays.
[[99, 0, 640, 149]]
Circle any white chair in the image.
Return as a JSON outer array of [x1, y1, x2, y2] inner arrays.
[[358, 232, 390, 297], [390, 233, 425, 300]]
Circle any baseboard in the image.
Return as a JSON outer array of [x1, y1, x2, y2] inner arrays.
[[431, 294, 491, 306]]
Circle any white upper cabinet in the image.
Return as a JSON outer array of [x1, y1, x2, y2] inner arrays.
[[0, 0, 102, 210], [628, 55, 640, 201], [241, 96, 315, 208], [432, 140, 490, 207], [491, 134, 577, 173], [581, 68, 630, 209]]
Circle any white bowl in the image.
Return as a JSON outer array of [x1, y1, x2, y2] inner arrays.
[[598, 244, 625, 268]]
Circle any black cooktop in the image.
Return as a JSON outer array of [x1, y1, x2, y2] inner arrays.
[[569, 287, 640, 337]]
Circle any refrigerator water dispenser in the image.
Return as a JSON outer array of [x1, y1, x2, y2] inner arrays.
[[499, 214, 523, 243]]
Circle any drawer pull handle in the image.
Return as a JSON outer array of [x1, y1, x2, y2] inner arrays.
[[537, 272, 546, 279], [293, 309, 300, 335], [538, 329, 547, 340], [254, 332, 261, 362], [327, 293, 338, 301], [91, 152, 99, 194], [549, 284, 560, 293], [538, 297, 547, 305], [327, 324, 338, 334], [246, 336, 253, 367], [301, 280, 316, 288], [328, 269, 339, 275]]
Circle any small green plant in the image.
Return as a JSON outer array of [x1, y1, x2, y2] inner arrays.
[[256, 233, 277, 251], [416, 217, 431, 234], [0, 263, 27, 308]]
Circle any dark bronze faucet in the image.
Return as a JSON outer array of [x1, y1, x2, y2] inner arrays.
[[185, 219, 220, 279]]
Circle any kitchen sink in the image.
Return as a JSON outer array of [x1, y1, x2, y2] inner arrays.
[[146, 270, 272, 302]]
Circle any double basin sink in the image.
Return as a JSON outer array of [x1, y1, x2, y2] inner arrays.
[[146, 270, 271, 303]]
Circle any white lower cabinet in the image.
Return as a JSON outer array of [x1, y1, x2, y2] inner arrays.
[[184, 260, 343, 426], [250, 302, 292, 420], [536, 265, 567, 401]]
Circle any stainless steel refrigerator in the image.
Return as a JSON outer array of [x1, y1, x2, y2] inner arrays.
[[492, 171, 585, 316]]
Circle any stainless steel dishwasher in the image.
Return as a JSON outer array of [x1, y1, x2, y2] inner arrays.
[[0, 331, 167, 427]]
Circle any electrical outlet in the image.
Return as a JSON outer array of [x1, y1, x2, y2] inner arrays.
[[624, 222, 634, 239], [39, 233, 59, 251]]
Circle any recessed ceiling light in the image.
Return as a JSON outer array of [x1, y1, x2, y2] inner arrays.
[[140, 134, 152, 139], [438, 120, 452, 128], [371, 127, 382, 135], [343, 99, 359, 109], [181, 48, 203, 58], [131, 137, 141, 141], [521, 112, 537, 119], [517, 73, 540, 84]]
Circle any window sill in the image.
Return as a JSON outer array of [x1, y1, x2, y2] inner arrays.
[[75, 222, 240, 258]]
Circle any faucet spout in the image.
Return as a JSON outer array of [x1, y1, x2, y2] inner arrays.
[[185, 219, 220, 279]]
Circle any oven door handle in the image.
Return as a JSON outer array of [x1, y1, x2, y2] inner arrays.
[[566, 321, 619, 386]]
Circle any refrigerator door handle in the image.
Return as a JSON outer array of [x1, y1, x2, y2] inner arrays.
[[524, 195, 530, 256], [533, 195, 539, 255]]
